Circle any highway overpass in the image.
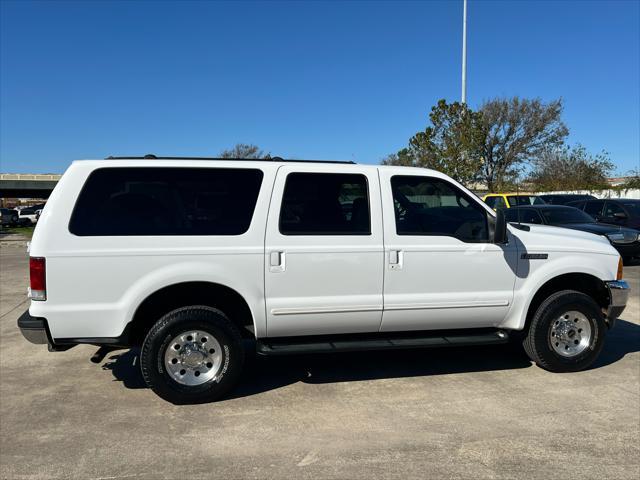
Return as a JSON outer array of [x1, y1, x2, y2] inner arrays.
[[0, 173, 61, 199]]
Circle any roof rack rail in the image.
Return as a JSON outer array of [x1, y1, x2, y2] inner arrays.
[[104, 155, 355, 165]]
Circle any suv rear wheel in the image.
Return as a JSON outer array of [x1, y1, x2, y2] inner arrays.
[[140, 306, 244, 404], [523, 290, 606, 372]]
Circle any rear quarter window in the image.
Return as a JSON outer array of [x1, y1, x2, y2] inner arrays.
[[69, 167, 264, 236]]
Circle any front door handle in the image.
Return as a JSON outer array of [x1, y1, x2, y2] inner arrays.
[[270, 251, 282, 266]]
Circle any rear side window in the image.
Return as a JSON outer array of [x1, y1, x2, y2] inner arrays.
[[69, 167, 263, 236], [485, 196, 507, 210], [603, 202, 625, 218], [621, 201, 640, 215], [504, 208, 543, 224], [507, 195, 544, 207], [567, 200, 585, 210], [584, 200, 605, 217], [279, 173, 370, 235]]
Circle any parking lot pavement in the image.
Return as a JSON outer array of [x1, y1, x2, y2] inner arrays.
[[0, 248, 638, 480]]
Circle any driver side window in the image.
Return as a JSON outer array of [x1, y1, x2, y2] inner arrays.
[[603, 202, 625, 218], [390, 176, 489, 242]]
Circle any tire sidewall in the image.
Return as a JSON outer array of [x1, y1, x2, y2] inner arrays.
[[142, 307, 244, 404], [533, 292, 606, 371]]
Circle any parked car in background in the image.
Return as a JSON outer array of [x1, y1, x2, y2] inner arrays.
[[15, 208, 38, 225], [483, 193, 546, 210], [1, 208, 19, 226], [505, 205, 640, 263], [538, 194, 596, 205], [567, 199, 640, 230]]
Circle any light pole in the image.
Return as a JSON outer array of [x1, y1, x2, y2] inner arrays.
[[461, 0, 468, 104]]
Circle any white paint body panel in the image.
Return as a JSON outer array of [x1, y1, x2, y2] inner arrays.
[[28, 160, 621, 342], [378, 169, 518, 331], [264, 164, 384, 336], [30, 160, 277, 340]]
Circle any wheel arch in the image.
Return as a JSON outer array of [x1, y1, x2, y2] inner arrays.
[[521, 272, 609, 332], [126, 281, 257, 346]]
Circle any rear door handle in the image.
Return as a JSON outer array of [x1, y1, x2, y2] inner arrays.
[[389, 250, 403, 270], [269, 251, 286, 272]]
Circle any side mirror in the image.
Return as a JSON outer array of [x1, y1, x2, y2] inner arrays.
[[492, 209, 508, 244]]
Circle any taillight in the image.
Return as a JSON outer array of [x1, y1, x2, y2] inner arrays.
[[29, 257, 46, 301]]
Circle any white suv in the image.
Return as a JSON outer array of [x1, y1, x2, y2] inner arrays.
[[19, 157, 630, 404], [16, 207, 38, 225]]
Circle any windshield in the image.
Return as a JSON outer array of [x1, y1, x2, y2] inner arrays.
[[507, 195, 545, 206], [621, 201, 640, 215], [540, 207, 595, 224]]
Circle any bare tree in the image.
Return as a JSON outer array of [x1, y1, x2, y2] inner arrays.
[[480, 97, 568, 192], [219, 144, 270, 159], [528, 144, 613, 191]]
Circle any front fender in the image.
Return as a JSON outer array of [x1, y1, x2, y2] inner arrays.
[[500, 251, 617, 331]]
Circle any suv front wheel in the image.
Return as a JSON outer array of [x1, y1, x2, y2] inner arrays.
[[141, 306, 244, 404], [523, 290, 606, 372]]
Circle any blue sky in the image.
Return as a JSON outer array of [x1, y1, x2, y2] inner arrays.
[[1, 0, 638, 174]]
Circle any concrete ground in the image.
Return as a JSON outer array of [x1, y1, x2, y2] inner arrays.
[[1, 246, 638, 480]]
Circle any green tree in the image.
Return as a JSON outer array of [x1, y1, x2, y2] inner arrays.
[[621, 169, 640, 189], [479, 97, 569, 192], [382, 99, 485, 187], [381, 148, 414, 167], [528, 144, 614, 191], [219, 143, 270, 159]]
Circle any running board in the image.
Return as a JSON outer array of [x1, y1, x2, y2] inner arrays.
[[256, 330, 509, 356]]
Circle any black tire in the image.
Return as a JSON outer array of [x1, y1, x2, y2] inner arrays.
[[141, 306, 244, 404], [523, 290, 606, 372]]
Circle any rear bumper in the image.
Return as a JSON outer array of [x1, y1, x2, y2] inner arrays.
[[605, 280, 630, 327], [18, 310, 73, 351], [17, 310, 50, 345], [18, 310, 128, 350]]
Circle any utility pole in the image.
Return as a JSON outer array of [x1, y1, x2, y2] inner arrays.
[[461, 0, 468, 104]]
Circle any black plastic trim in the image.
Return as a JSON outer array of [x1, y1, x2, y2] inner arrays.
[[256, 329, 509, 356], [17, 310, 49, 345], [104, 155, 356, 165], [18, 310, 130, 350], [17, 311, 46, 330]]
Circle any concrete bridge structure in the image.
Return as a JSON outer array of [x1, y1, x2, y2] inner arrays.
[[0, 173, 61, 199]]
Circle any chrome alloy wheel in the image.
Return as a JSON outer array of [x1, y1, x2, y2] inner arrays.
[[164, 330, 223, 386], [549, 310, 592, 357]]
